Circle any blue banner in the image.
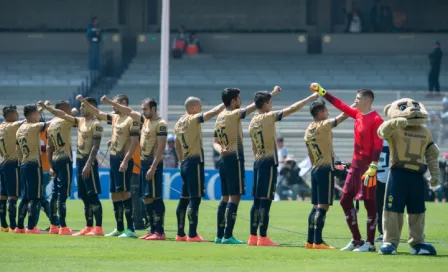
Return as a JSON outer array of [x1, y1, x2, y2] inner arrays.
[[69, 168, 255, 200]]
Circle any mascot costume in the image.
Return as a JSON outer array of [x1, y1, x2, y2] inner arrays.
[[377, 98, 440, 255]]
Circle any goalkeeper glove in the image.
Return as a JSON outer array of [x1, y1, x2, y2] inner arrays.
[[362, 162, 378, 187], [310, 83, 327, 96]]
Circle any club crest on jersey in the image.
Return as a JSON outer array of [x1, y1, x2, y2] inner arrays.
[[159, 126, 167, 132]]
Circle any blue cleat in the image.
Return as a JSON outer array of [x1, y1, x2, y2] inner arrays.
[[379, 242, 397, 255], [410, 243, 437, 256]]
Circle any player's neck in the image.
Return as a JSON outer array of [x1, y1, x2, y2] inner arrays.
[[84, 115, 93, 121], [361, 106, 373, 115], [226, 106, 236, 111], [150, 113, 159, 121]]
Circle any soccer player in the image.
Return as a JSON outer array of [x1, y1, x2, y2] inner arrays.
[[304, 100, 348, 249], [174, 97, 225, 242], [106, 97, 168, 240], [375, 140, 390, 242], [0, 105, 22, 232], [248, 91, 319, 246], [311, 83, 383, 252], [77, 94, 140, 238], [213, 86, 280, 244]]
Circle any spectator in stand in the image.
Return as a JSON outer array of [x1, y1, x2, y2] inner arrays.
[[188, 32, 203, 53], [370, 0, 382, 32], [378, 6, 393, 32], [391, 7, 407, 32], [87, 16, 102, 76], [163, 134, 178, 169], [276, 136, 288, 172], [439, 97, 448, 144], [346, 9, 364, 33], [428, 41, 443, 96], [172, 25, 188, 58]]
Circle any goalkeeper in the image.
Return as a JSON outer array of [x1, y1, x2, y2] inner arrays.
[[310, 83, 383, 253]]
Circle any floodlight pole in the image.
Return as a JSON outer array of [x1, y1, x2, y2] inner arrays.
[[159, 0, 170, 121]]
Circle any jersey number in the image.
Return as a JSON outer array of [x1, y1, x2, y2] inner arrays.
[[18, 138, 30, 156], [253, 131, 265, 150], [50, 132, 65, 148], [216, 127, 229, 146], [308, 141, 323, 161], [0, 138, 6, 157]]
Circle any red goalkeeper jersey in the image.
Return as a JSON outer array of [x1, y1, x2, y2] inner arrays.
[[324, 92, 384, 168]]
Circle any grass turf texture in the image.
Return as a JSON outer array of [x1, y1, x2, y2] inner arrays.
[[0, 200, 447, 272]]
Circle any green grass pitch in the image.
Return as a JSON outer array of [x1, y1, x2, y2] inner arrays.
[[1, 200, 447, 271]]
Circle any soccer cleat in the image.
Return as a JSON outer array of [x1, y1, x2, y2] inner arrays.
[[145, 232, 166, 241], [214, 237, 222, 244], [175, 235, 187, 242], [305, 242, 314, 249], [9, 228, 15, 233], [353, 242, 376, 252], [49, 224, 59, 234], [340, 239, 364, 251], [59, 227, 74, 235], [118, 229, 137, 238], [25, 227, 41, 234], [187, 234, 209, 242], [105, 229, 122, 237], [375, 234, 383, 242], [257, 237, 280, 247], [72, 227, 93, 236], [410, 243, 437, 256], [248, 235, 258, 246], [379, 242, 397, 255], [14, 228, 25, 234], [139, 233, 153, 240], [85, 227, 104, 236], [221, 236, 245, 244], [313, 243, 336, 250], [0, 227, 10, 232]]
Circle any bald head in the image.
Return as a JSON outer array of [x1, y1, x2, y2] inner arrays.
[[184, 97, 201, 112]]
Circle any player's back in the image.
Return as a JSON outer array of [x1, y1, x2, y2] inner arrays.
[[16, 122, 43, 165], [304, 119, 335, 168], [0, 121, 22, 162], [174, 113, 204, 162], [215, 109, 245, 160], [47, 117, 75, 162], [389, 125, 433, 173], [249, 111, 282, 163]]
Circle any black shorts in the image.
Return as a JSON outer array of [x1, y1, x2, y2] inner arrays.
[[180, 158, 205, 198], [76, 159, 101, 199], [110, 155, 134, 193], [311, 166, 335, 205], [140, 161, 163, 199], [218, 155, 246, 196], [53, 158, 73, 199], [0, 160, 20, 197], [252, 158, 277, 199], [384, 168, 426, 214], [20, 162, 43, 200]]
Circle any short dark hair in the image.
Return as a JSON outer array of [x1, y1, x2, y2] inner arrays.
[[24, 104, 38, 117], [84, 97, 98, 107], [221, 88, 240, 107], [357, 89, 374, 101], [141, 98, 157, 111], [310, 100, 327, 118], [114, 94, 129, 106], [55, 100, 70, 110], [254, 91, 272, 109], [3, 105, 17, 118]]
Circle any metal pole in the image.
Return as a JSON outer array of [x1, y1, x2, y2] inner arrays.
[[159, 0, 170, 121]]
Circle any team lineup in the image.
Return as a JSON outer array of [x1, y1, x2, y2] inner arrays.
[[0, 83, 440, 255]]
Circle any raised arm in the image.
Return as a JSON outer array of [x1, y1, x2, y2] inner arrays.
[[377, 118, 407, 140], [310, 83, 359, 119], [100, 95, 141, 120], [76, 95, 108, 121], [282, 93, 319, 118], [244, 86, 282, 116], [37, 101, 77, 124], [203, 103, 225, 122], [175, 138, 184, 162]]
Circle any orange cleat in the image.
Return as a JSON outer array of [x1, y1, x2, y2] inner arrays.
[[313, 243, 336, 250], [305, 242, 314, 249], [175, 235, 187, 242], [14, 228, 25, 234], [145, 233, 166, 241], [72, 227, 93, 236], [139, 233, 152, 240], [49, 225, 59, 234], [257, 237, 280, 247], [248, 235, 258, 246], [25, 227, 41, 234], [58, 227, 73, 235], [85, 227, 104, 236], [187, 234, 209, 242]]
